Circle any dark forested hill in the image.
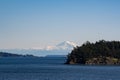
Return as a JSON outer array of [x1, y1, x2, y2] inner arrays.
[[66, 40, 120, 65]]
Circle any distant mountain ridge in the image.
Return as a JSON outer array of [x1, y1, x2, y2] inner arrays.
[[0, 41, 78, 56]]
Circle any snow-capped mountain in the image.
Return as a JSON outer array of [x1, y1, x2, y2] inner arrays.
[[56, 41, 77, 49], [45, 41, 77, 50], [0, 41, 77, 56]]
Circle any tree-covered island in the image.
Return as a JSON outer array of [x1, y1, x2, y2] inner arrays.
[[66, 40, 120, 65]]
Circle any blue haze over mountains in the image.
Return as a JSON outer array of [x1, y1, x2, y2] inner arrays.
[[0, 41, 77, 56]]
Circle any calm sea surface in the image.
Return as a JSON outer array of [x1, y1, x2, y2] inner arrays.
[[0, 57, 120, 80]]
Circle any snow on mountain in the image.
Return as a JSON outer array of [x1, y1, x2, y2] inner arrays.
[[57, 41, 77, 47], [44, 41, 77, 50], [56, 41, 77, 50]]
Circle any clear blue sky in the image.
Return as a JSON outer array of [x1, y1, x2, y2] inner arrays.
[[0, 0, 120, 49]]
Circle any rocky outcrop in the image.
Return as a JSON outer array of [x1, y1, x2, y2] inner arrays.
[[85, 57, 120, 65]]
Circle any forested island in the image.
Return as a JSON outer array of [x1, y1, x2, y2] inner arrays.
[[66, 40, 120, 65], [0, 52, 34, 57]]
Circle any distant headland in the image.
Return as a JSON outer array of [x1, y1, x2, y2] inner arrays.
[[0, 52, 35, 57], [65, 40, 120, 65]]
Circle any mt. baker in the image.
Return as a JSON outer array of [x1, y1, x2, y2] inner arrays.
[[44, 41, 77, 50]]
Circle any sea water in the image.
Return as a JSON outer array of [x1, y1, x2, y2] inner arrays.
[[0, 57, 120, 80]]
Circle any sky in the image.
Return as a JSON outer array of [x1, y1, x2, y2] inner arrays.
[[0, 0, 120, 49]]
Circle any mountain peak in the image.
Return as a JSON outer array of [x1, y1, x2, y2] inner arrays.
[[56, 41, 77, 50], [57, 41, 77, 47]]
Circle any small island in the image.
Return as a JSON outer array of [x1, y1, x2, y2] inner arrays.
[[66, 40, 120, 65]]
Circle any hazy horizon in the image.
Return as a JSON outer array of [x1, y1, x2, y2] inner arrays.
[[0, 0, 120, 49]]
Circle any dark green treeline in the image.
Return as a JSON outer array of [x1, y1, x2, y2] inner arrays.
[[66, 40, 120, 65]]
